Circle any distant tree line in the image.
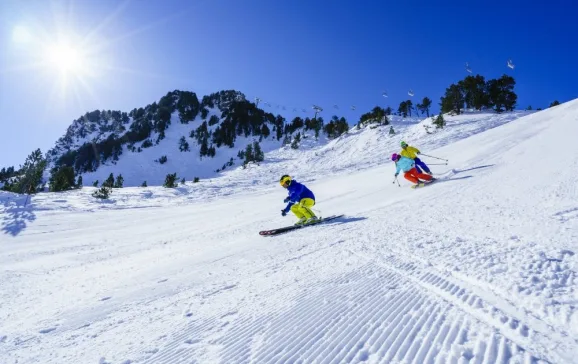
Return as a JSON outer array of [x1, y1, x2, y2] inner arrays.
[[440, 74, 517, 114]]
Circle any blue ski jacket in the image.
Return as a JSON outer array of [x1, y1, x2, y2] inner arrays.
[[283, 180, 315, 213], [394, 156, 416, 174]]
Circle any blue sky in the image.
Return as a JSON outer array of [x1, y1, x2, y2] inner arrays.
[[1, 0, 577, 167]]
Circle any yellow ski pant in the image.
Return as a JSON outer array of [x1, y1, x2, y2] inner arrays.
[[290, 198, 316, 219]]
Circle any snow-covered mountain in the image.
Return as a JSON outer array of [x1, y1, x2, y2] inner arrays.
[[2, 100, 577, 363], [45, 88, 529, 188], [33, 107, 531, 211], [46, 89, 346, 187]]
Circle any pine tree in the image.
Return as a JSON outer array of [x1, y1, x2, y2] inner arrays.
[[141, 181, 147, 187], [103, 173, 115, 188], [244, 143, 254, 164], [208, 115, 220, 126], [11, 148, 47, 194], [389, 126, 396, 135], [180, 177, 185, 184], [549, 100, 560, 108], [433, 114, 446, 129], [208, 145, 216, 157], [193, 177, 199, 183], [48, 166, 76, 192], [397, 101, 408, 118], [200, 137, 209, 157], [163, 173, 178, 188], [261, 124, 271, 138], [92, 186, 111, 199], [253, 142, 264, 162], [274, 115, 284, 140], [114, 174, 124, 188], [291, 133, 301, 149], [93, 180, 99, 187], [440, 83, 465, 114], [459, 75, 488, 110], [179, 136, 190, 152], [76, 175, 83, 189], [0, 166, 16, 184], [417, 97, 432, 116], [487, 75, 517, 113], [323, 116, 349, 139], [313, 117, 324, 138], [359, 107, 387, 125]]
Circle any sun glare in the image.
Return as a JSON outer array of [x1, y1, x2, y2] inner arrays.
[[45, 43, 84, 73], [5, 0, 172, 106], [12, 25, 33, 43]]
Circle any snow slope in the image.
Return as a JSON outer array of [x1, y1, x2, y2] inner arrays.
[[1, 102, 578, 363], [16, 110, 531, 213]]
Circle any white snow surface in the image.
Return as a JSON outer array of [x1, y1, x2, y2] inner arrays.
[[2, 102, 578, 363]]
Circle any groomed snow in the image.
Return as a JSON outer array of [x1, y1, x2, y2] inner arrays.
[[1, 102, 577, 363]]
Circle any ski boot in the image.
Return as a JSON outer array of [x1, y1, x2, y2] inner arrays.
[[294, 217, 308, 226], [305, 216, 320, 225]]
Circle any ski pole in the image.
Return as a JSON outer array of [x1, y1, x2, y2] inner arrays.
[[420, 153, 448, 162], [427, 162, 448, 166], [394, 176, 401, 187]]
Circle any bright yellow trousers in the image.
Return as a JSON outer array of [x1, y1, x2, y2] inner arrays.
[[290, 198, 316, 219]]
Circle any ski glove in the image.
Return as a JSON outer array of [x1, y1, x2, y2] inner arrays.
[[394, 173, 399, 177], [284, 197, 290, 203], [281, 210, 287, 217]]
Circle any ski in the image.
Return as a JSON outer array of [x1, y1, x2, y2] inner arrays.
[[259, 214, 344, 236], [411, 178, 437, 189]]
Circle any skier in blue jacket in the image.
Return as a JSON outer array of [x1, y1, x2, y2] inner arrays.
[[280, 175, 318, 225], [392, 153, 434, 187]]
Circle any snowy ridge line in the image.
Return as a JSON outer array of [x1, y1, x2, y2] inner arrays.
[[349, 248, 576, 363]]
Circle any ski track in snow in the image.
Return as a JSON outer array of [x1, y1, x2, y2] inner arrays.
[[2, 103, 578, 363], [141, 238, 572, 364]]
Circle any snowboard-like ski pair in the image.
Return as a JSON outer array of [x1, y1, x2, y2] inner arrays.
[[259, 214, 344, 236]]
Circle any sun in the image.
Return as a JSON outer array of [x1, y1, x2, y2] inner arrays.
[[44, 42, 84, 74]]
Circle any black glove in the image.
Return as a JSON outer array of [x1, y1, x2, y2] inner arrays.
[[281, 210, 287, 217], [394, 173, 399, 177], [284, 197, 290, 203]]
